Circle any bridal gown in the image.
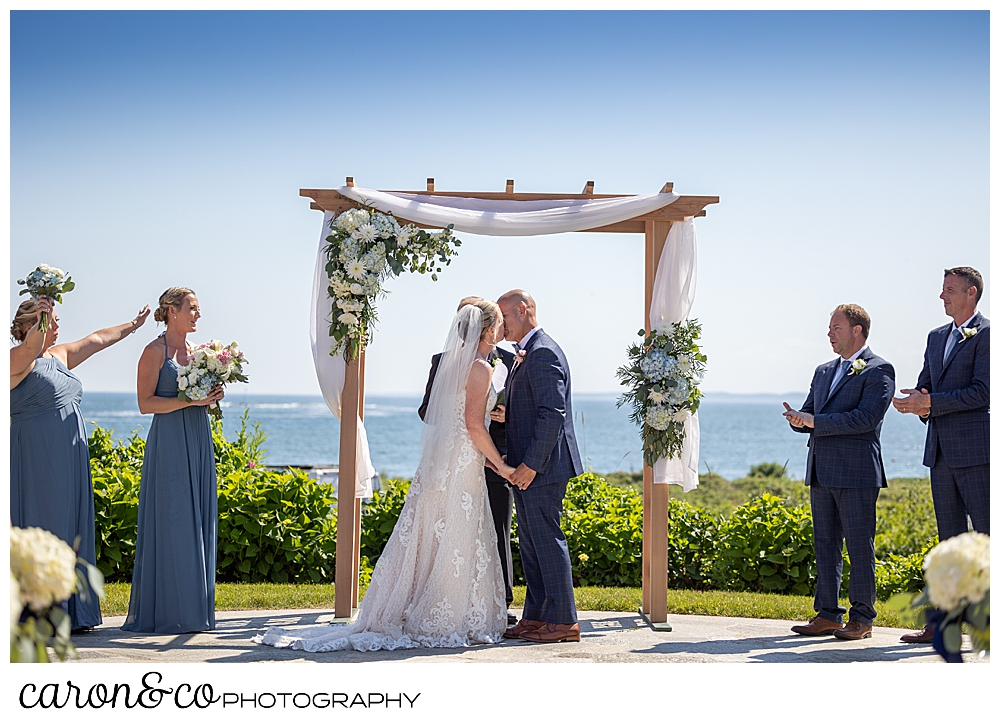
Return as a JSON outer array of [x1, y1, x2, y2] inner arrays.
[[255, 385, 507, 652]]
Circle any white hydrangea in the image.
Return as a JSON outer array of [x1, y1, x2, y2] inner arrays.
[[10, 527, 78, 613], [640, 349, 676, 382], [923, 531, 990, 612], [330, 279, 352, 296], [11, 573, 22, 632], [645, 405, 674, 431]]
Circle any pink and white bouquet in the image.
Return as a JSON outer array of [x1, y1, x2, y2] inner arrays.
[[176, 340, 249, 419]]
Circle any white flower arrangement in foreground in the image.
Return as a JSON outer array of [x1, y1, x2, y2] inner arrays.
[[10, 526, 78, 613], [176, 340, 249, 419], [10, 526, 104, 663], [923, 531, 990, 613], [324, 205, 461, 359], [617, 319, 707, 467]]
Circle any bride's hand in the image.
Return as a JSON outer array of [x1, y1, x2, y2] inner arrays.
[[498, 462, 517, 481]]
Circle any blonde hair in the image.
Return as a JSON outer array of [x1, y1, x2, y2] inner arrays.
[[10, 299, 39, 342], [472, 298, 501, 340], [154, 287, 195, 324]]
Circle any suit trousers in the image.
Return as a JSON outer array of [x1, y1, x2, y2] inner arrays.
[[513, 479, 578, 624], [930, 452, 990, 540], [810, 482, 880, 625], [485, 467, 514, 607]]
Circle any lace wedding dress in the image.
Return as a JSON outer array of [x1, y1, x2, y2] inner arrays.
[[255, 308, 507, 653]]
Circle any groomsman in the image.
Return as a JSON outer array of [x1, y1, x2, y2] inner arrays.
[[783, 305, 895, 641], [892, 267, 989, 644], [418, 296, 517, 626]]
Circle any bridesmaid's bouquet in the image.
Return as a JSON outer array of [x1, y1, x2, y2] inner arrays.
[[16, 264, 75, 334], [176, 340, 249, 419]]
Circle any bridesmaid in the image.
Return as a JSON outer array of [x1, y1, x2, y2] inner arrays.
[[122, 287, 224, 634], [10, 294, 151, 632]]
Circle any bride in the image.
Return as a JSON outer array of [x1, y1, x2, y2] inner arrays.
[[255, 299, 514, 652]]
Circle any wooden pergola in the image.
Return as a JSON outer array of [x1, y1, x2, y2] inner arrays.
[[302, 178, 719, 630]]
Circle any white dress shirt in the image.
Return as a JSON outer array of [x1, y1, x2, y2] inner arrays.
[[943, 313, 977, 362], [830, 345, 868, 390]]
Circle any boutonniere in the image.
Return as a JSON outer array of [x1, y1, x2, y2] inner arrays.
[[513, 349, 527, 369], [960, 327, 979, 341], [848, 359, 867, 376], [490, 356, 501, 367]]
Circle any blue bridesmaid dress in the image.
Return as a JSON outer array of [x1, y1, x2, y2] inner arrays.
[[10, 356, 103, 629], [122, 334, 217, 634]]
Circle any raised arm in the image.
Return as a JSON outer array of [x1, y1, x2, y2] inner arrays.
[[49, 306, 151, 370], [464, 359, 514, 477], [136, 342, 222, 415], [10, 297, 51, 389]]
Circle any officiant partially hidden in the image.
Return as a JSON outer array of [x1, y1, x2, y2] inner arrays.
[[419, 295, 517, 626]]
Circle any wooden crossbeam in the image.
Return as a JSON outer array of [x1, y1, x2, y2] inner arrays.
[[302, 187, 718, 233]]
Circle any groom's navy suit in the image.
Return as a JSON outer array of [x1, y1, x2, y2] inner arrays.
[[792, 347, 894, 625], [505, 329, 583, 625], [915, 312, 990, 540]]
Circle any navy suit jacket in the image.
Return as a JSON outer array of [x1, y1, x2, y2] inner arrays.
[[916, 312, 990, 468], [504, 330, 583, 487], [792, 347, 895, 488], [418, 346, 515, 453]]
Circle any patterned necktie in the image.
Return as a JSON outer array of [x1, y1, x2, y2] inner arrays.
[[828, 359, 850, 402], [943, 327, 963, 364]]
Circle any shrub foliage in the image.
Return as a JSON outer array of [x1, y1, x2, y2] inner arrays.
[[88, 422, 936, 600]]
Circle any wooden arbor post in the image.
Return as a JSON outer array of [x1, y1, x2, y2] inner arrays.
[[301, 180, 718, 628]]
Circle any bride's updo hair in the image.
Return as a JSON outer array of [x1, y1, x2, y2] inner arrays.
[[10, 300, 39, 342], [154, 287, 195, 324]]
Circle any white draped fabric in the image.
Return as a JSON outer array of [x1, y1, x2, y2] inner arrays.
[[310, 211, 375, 498], [310, 193, 700, 496], [336, 186, 679, 236], [649, 218, 700, 492]]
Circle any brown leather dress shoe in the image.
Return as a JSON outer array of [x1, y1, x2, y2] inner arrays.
[[833, 620, 873, 640], [503, 618, 543, 640], [790, 616, 844, 636], [900, 625, 934, 644], [519, 622, 581, 643]]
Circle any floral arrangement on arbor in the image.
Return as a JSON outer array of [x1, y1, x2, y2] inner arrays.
[[16, 263, 75, 334], [617, 320, 707, 468], [912, 531, 990, 662], [323, 205, 461, 360], [10, 526, 104, 663]]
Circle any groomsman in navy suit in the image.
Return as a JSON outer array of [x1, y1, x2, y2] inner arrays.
[[893, 267, 989, 644], [783, 304, 895, 641], [497, 290, 583, 643], [418, 296, 518, 626]]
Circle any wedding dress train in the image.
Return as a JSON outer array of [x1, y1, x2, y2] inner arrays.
[[255, 310, 506, 653]]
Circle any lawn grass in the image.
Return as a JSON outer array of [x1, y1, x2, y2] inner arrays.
[[100, 583, 909, 628]]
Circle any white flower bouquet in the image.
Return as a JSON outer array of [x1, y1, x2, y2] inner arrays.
[[617, 320, 707, 468], [16, 264, 76, 333], [176, 340, 249, 419], [324, 205, 461, 359], [10, 526, 104, 663]]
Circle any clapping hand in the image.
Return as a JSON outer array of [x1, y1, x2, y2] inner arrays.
[[782, 402, 814, 429], [892, 388, 931, 416]]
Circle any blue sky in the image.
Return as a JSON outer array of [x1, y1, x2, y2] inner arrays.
[[9, 10, 989, 397]]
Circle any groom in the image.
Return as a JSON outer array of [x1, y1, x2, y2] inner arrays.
[[497, 290, 583, 643]]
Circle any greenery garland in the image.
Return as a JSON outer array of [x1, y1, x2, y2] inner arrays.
[[323, 204, 461, 359], [616, 320, 707, 468]]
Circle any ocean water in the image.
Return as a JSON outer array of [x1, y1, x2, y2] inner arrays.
[[78, 391, 930, 481]]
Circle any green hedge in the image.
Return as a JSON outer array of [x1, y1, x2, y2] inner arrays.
[[87, 421, 933, 599]]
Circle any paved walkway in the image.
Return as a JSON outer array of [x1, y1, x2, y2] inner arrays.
[[70, 609, 984, 663]]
